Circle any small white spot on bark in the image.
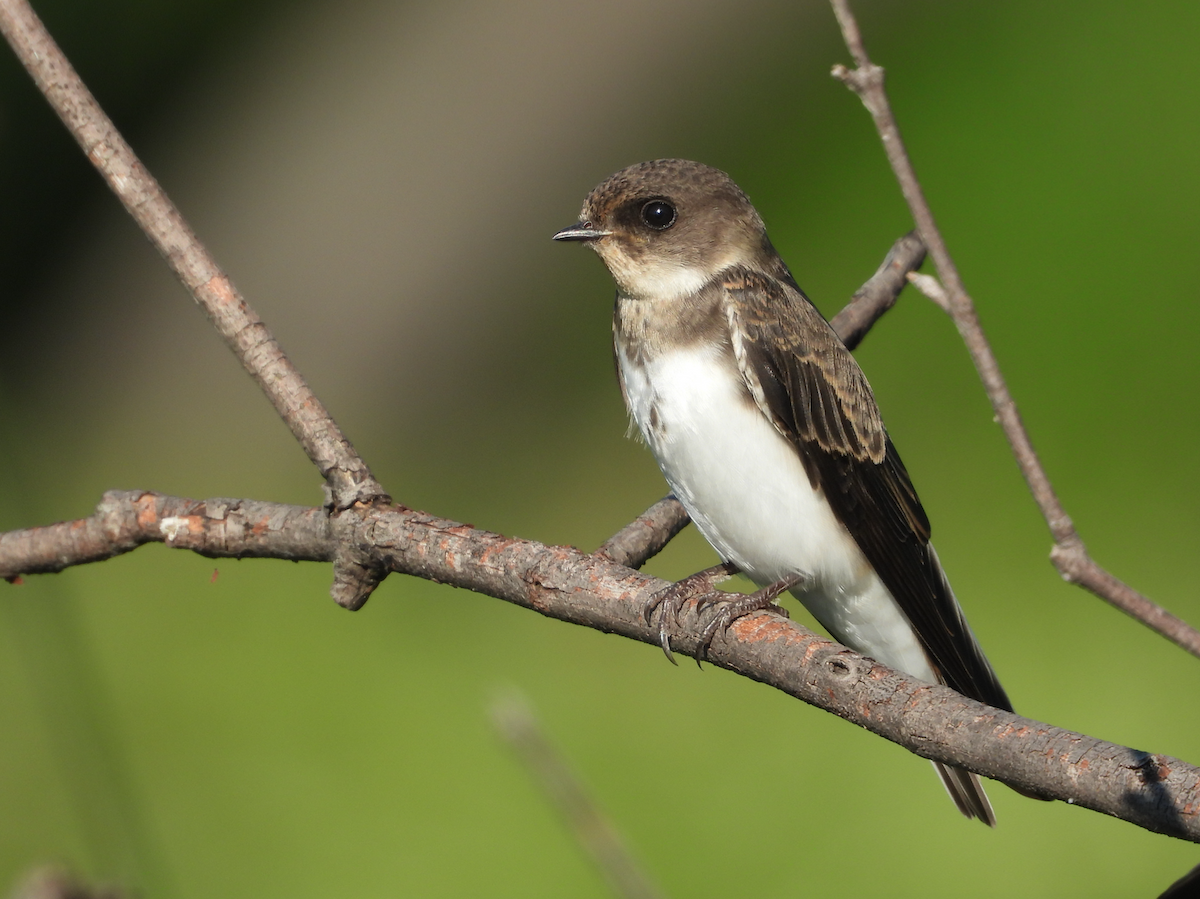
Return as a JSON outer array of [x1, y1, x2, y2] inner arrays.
[[160, 517, 189, 542]]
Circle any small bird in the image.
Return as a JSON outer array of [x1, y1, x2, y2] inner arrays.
[[554, 158, 1015, 825]]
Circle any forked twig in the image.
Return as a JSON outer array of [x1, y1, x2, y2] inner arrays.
[[829, 0, 1200, 660]]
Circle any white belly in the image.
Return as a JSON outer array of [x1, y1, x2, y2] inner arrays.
[[619, 343, 936, 681]]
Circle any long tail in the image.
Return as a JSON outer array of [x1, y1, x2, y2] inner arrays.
[[933, 762, 996, 827]]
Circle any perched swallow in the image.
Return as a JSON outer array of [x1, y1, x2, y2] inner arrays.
[[554, 158, 1014, 825]]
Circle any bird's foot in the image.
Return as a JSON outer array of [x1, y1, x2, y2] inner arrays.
[[644, 562, 739, 665], [694, 574, 805, 665]]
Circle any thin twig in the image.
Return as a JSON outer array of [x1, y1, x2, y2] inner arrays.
[[2, 490, 1199, 841], [828, 0, 1200, 660], [905, 271, 951, 313], [829, 229, 926, 350], [0, 0, 385, 515], [490, 692, 667, 899], [595, 496, 690, 570]]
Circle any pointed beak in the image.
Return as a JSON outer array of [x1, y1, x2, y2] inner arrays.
[[552, 221, 609, 242]]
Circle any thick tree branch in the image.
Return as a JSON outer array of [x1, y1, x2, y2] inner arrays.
[[0, 492, 332, 576], [2, 490, 1199, 842], [0, 0, 385, 515], [829, 0, 1200, 660]]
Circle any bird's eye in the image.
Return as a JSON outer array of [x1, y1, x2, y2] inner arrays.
[[640, 200, 676, 231]]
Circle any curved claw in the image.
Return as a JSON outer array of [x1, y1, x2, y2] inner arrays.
[[642, 562, 738, 665], [694, 573, 807, 663], [644, 584, 685, 664], [658, 622, 679, 666]]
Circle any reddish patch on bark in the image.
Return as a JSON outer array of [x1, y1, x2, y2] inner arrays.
[[205, 274, 238, 307], [730, 613, 804, 647], [210, 569, 219, 583], [995, 724, 1032, 739], [802, 637, 833, 664], [135, 494, 161, 528], [4, 576, 23, 585], [476, 542, 508, 567]]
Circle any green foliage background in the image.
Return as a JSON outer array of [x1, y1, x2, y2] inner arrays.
[[1, 0, 1197, 896]]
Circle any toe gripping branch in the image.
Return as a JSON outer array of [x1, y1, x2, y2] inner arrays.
[[643, 562, 738, 665], [594, 495, 802, 666], [644, 565, 803, 667]]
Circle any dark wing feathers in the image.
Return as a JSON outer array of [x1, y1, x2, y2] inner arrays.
[[722, 267, 1013, 713]]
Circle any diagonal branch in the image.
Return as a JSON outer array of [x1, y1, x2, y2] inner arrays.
[[829, 229, 926, 351], [595, 495, 691, 571], [828, 0, 1200, 660], [0, 0, 385, 515], [2, 490, 1198, 842]]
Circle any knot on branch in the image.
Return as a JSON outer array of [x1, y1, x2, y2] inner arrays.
[[831, 61, 887, 114], [98, 489, 169, 552], [330, 554, 385, 611], [1125, 751, 1172, 786], [327, 499, 400, 609], [1050, 540, 1088, 584], [322, 471, 391, 514]]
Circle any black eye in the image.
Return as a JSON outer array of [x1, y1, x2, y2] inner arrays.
[[640, 200, 676, 230]]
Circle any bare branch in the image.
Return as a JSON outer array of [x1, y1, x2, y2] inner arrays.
[[828, 0, 1200, 660], [905, 270, 951, 314], [0, 491, 332, 577], [595, 496, 690, 570], [829, 230, 926, 351], [3, 491, 1199, 841], [0, 0, 385, 513]]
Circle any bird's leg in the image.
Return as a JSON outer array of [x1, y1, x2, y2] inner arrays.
[[644, 561, 739, 665], [694, 573, 807, 664]]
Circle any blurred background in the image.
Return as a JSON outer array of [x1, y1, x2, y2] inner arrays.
[[1, 0, 1198, 895]]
